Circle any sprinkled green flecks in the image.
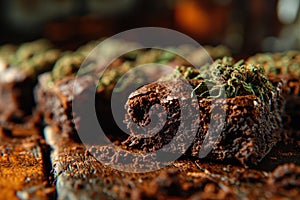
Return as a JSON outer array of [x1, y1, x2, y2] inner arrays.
[[97, 61, 132, 92], [51, 52, 85, 82], [96, 49, 179, 92], [175, 57, 275, 102], [0, 39, 62, 79], [50, 41, 141, 84], [0, 44, 17, 71], [0, 44, 17, 63], [19, 49, 62, 78], [134, 49, 177, 65], [12, 39, 53, 65], [247, 51, 300, 78]]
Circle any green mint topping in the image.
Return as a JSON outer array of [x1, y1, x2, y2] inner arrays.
[[175, 57, 274, 102]]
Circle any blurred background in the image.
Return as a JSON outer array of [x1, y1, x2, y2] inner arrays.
[[0, 0, 299, 57]]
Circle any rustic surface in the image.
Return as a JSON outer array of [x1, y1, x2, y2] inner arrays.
[[44, 126, 300, 200], [44, 126, 114, 200], [0, 128, 54, 200]]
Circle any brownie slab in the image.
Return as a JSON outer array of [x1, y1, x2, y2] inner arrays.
[[247, 51, 300, 142], [123, 79, 282, 167], [273, 75, 300, 142], [0, 68, 36, 123], [123, 57, 284, 166], [0, 40, 61, 126], [35, 41, 232, 142], [36, 72, 116, 142], [35, 46, 192, 141]]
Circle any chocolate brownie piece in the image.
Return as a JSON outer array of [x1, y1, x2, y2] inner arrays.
[[35, 41, 191, 140], [247, 51, 300, 142], [35, 39, 110, 139], [268, 75, 300, 142], [35, 38, 231, 139], [123, 57, 283, 166], [0, 40, 61, 127]]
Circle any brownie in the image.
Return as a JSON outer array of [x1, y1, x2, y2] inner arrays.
[[34, 40, 106, 139], [35, 41, 198, 141], [247, 51, 300, 142], [123, 57, 283, 166], [0, 40, 61, 127]]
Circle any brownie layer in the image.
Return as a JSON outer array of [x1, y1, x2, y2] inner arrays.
[[123, 79, 283, 166], [0, 39, 61, 127], [247, 51, 300, 142], [0, 68, 35, 123], [35, 73, 93, 140], [268, 75, 300, 142], [35, 46, 196, 141]]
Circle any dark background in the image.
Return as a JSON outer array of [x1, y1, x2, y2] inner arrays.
[[0, 0, 299, 56]]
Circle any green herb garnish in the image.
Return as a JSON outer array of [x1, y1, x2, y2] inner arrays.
[[51, 52, 85, 82], [247, 51, 300, 78], [175, 57, 274, 102]]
